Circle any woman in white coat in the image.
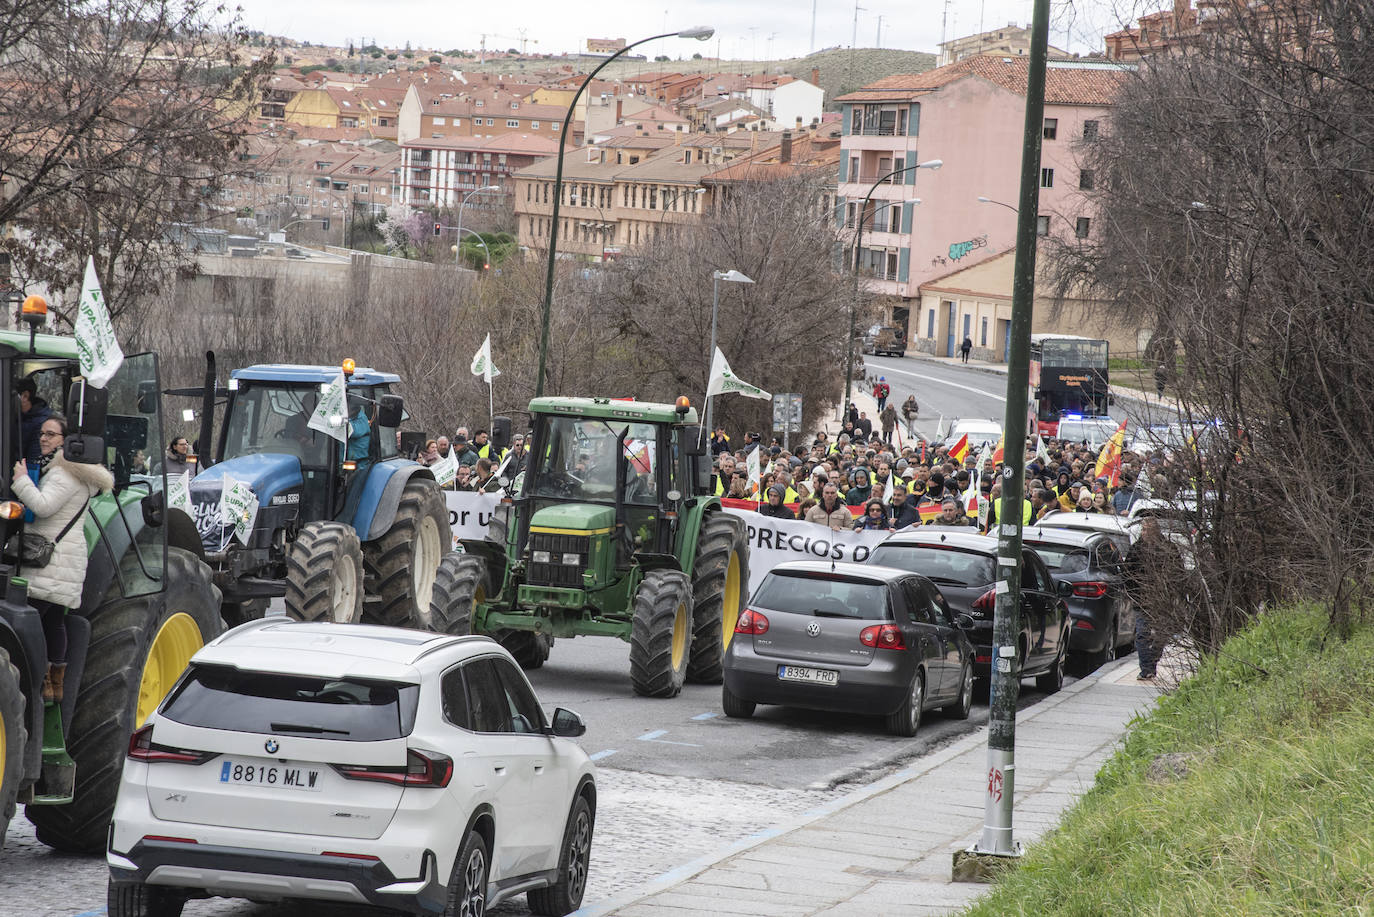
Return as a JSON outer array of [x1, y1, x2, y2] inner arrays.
[[11, 414, 113, 702]]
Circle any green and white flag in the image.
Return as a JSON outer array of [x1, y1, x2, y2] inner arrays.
[[1034, 434, 1050, 466], [218, 476, 259, 546], [470, 334, 501, 383], [308, 371, 349, 443], [431, 449, 458, 488], [706, 347, 770, 401], [167, 471, 193, 515], [74, 256, 124, 388], [934, 414, 947, 444]]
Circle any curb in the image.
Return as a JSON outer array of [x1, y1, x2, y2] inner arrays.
[[573, 656, 1137, 917]]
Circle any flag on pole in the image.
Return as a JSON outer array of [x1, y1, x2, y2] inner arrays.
[[948, 433, 970, 464], [746, 447, 762, 498], [964, 470, 981, 519], [167, 471, 193, 515], [1094, 420, 1128, 486], [430, 449, 458, 487], [934, 414, 947, 443], [308, 371, 349, 443], [470, 334, 501, 382], [707, 347, 771, 401], [1034, 434, 1050, 466], [919, 440, 927, 464], [917, 503, 942, 524], [990, 433, 1006, 466], [218, 476, 260, 546], [74, 256, 124, 388], [1132, 465, 1153, 499]]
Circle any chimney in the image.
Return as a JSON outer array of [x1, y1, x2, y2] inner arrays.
[[615, 99, 623, 123], [780, 131, 792, 164], [810, 67, 820, 86]]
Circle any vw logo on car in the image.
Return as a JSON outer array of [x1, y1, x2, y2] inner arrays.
[[806, 621, 821, 637]]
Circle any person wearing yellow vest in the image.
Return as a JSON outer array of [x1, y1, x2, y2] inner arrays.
[[713, 455, 737, 497]]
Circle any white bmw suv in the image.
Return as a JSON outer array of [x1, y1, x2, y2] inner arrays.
[[106, 620, 595, 917]]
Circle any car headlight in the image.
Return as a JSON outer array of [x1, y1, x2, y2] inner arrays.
[[561, 553, 582, 566], [532, 550, 552, 564]]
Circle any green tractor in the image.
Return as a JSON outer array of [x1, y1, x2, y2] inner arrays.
[[1, 326, 221, 853], [433, 396, 750, 698]]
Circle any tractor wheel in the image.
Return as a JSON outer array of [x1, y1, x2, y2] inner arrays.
[[285, 521, 364, 624], [28, 548, 221, 853], [688, 512, 749, 684], [221, 598, 266, 629], [430, 552, 487, 636], [495, 631, 552, 670], [629, 570, 693, 699], [363, 478, 451, 628], [0, 647, 27, 849]]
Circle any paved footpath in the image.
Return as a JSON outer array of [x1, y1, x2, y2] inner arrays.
[[576, 658, 1157, 917]]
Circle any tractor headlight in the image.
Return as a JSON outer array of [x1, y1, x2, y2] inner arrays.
[[532, 550, 553, 564], [561, 553, 582, 566]]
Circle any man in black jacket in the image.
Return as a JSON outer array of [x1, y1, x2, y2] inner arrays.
[[18, 378, 53, 465]]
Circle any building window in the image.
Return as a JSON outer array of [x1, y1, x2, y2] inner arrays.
[[1082, 120, 1099, 141], [531, 121, 540, 129], [507, 119, 519, 128], [980, 317, 988, 347], [1076, 217, 1091, 239], [1040, 168, 1054, 188], [849, 156, 859, 181], [526, 184, 531, 201], [434, 117, 445, 126], [887, 204, 901, 233], [1079, 169, 1095, 191], [1036, 215, 1050, 236], [1042, 118, 1058, 140], [926, 309, 935, 338], [552, 121, 561, 130], [846, 201, 857, 228]]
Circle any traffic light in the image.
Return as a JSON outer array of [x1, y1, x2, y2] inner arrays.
[[433, 221, 442, 236]]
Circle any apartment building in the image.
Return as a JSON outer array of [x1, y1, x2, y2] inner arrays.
[[400, 133, 565, 207], [397, 84, 581, 145]]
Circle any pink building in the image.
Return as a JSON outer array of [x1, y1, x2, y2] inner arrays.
[[836, 57, 1130, 358]]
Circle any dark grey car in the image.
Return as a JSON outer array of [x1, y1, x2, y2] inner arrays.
[[868, 530, 1071, 695], [1023, 526, 1134, 667], [721, 561, 975, 738]]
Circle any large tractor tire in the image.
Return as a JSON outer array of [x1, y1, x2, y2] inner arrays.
[[430, 552, 487, 636], [0, 647, 26, 849], [688, 512, 749, 684], [28, 548, 221, 853], [363, 478, 451, 628], [629, 570, 693, 699], [495, 631, 552, 671], [285, 521, 364, 624]]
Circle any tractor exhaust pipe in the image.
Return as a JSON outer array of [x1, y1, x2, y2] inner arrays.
[[198, 350, 216, 469]]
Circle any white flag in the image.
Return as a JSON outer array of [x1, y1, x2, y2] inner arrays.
[[706, 347, 770, 401], [308, 371, 349, 443], [934, 414, 947, 443], [1034, 434, 1050, 466], [74, 256, 124, 388], [218, 476, 260, 546], [431, 449, 458, 488], [167, 471, 193, 515], [746, 446, 762, 499], [470, 334, 501, 383]]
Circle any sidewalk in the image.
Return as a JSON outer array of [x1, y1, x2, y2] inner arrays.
[[580, 658, 1158, 917]]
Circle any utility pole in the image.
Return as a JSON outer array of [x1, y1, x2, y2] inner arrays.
[[852, 1, 865, 49], [941, 0, 952, 59], [810, 0, 818, 53], [875, 15, 884, 48], [952, 0, 1050, 882]]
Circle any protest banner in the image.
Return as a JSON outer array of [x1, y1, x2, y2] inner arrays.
[[722, 507, 890, 593], [443, 490, 502, 549]]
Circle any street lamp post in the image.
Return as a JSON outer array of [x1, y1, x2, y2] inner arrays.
[[534, 26, 714, 398], [457, 184, 499, 262], [843, 159, 941, 420], [450, 226, 492, 270], [706, 269, 754, 435], [977, 195, 1019, 214]]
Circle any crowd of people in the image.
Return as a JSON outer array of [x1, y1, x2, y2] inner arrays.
[[709, 403, 1184, 535], [408, 426, 527, 491]]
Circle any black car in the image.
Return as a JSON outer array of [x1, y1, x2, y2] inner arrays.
[[1024, 525, 1134, 667], [868, 530, 1071, 694], [721, 561, 975, 737]]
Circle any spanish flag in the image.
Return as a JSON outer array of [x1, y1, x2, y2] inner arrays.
[[990, 433, 1006, 466], [1093, 420, 1128, 486], [948, 433, 969, 464], [918, 503, 942, 523]]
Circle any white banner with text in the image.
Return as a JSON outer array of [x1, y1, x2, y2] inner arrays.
[[723, 508, 890, 594]]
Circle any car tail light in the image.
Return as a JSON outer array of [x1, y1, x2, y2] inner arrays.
[[971, 590, 996, 614], [322, 851, 381, 861], [1073, 619, 1096, 630], [335, 749, 454, 788], [735, 609, 770, 635], [974, 654, 991, 664], [1072, 582, 1109, 598], [127, 725, 216, 765], [142, 835, 198, 844], [859, 624, 907, 650]]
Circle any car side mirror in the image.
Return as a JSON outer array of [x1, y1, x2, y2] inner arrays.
[[683, 425, 706, 456], [549, 707, 587, 738], [376, 394, 404, 428], [1057, 580, 1074, 597], [141, 490, 165, 528], [65, 378, 109, 435], [489, 416, 511, 451], [136, 380, 159, 415]]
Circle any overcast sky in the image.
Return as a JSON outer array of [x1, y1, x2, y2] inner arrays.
[[227, 0, 1139, 61]]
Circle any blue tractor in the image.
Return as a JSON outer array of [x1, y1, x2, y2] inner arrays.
[[185, 358, 452, 627]]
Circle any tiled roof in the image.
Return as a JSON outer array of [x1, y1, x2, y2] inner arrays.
[[836, 56, 1129, 106], [401, 133, 569, 156]]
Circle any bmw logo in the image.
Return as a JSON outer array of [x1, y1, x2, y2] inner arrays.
[[806, 621, 821, 637], [264, 739, 279, 755]]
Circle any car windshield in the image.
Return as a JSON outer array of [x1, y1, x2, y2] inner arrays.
[[1026, 543, 1090, 573], [868, 545, 996, 587], [161, 665, 419, 741], [752, 573, 891, 620], [221, 381, 397, 466], [527, 416, 659, 505]]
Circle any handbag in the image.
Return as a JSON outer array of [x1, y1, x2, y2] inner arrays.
[[15, 498, 88, 569]]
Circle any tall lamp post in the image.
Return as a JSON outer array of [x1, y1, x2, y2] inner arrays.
[[843, 158, 941, 419], [705, 269, 754, 435], [458, 184, 499, 256], [534, 26, 715, 397], [451, 226, 492, 270]]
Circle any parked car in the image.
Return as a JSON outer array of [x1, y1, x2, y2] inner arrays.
[[107, 621, 596, 917], [721, 561, 975, 737], [868, 530, 1070, 694], [1035, 509, 1135, 544], [1056, 415, 1121, 449], [942, 419, 1003, 452], [863, 324, 907, 357], [1021, 526, 1134, 668]]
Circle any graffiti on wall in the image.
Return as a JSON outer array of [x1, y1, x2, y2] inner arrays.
[[948, 235, 989, 262]]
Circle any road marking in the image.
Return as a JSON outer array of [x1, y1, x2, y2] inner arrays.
[[865, 360, 1005, 400], [636, 729, 702, 747], [691, 712, 719, 721], [589, 749, 618, 761]]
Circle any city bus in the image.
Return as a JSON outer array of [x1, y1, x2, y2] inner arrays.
[[1029, 334, 1111, 437]]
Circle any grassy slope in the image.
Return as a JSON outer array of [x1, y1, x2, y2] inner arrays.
[[964, 607, 1374, 917]]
